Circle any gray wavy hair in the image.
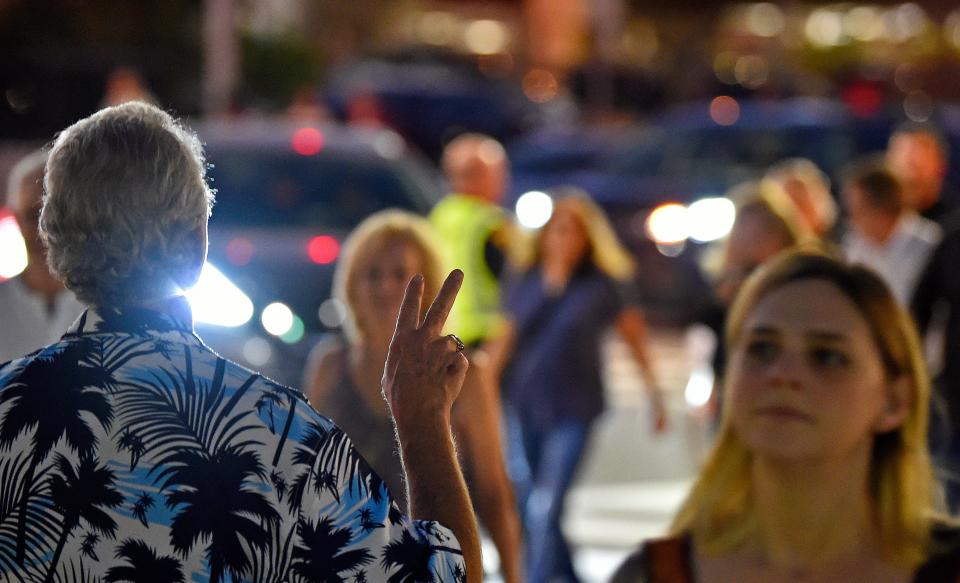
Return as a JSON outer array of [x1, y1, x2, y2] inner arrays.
[[41, 101, 214, 306]]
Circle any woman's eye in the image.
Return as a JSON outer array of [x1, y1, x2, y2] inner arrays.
[[746, 339, 778, 362], [810, 347, 850, 368]]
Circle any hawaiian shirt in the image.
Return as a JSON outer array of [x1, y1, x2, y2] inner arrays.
[[0, 297, 464, 583]]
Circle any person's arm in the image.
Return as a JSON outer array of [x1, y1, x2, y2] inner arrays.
[[482, 318, 516, 384], [302, 337, 343, 409], [453, 363, 524, 583], [615, 307, 667, 433], [384, 271, 483, 583]]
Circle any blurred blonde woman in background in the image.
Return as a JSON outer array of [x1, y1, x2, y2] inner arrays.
[[491, 189, 667, 583], [615, 251, 960, 582], [304, 210, 523, 583]]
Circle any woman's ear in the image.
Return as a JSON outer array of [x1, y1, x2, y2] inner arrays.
[[874, 375, 911, 433]]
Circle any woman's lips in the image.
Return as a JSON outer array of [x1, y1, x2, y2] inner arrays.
[[754, 405, 815, 422]]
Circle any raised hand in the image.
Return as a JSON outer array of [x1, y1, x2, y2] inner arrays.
[[382, 270, 469, 426]]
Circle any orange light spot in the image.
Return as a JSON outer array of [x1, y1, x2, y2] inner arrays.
[[709, 96, 740, 126]]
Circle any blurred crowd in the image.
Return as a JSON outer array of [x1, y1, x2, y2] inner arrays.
[[6, 82, 960, 582]]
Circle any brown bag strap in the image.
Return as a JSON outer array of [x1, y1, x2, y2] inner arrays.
[[643, 536, 695, 583]]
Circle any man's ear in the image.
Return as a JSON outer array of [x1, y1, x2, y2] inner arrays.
[[176, 222, 208, 290], [874, 375, 912, 433]]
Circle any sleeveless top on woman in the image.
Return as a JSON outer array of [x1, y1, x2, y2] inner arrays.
[[313, 341, 408, 513]]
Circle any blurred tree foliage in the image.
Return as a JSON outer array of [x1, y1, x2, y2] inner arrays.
[[238, 32, 321, 110]]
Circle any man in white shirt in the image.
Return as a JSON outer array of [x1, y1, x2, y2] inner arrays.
[[0, 150, 82, 363], [842, 159, 942, 306]]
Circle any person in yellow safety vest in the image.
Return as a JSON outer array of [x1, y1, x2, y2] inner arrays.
[[430, 133, 514, 349]]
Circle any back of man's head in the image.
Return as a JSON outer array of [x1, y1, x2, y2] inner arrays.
[[41, 101, 215, 307], [441, 133, 508, 204], [844, 161, 904, 216]]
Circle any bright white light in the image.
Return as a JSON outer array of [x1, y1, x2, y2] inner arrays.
[[685, 366, 715, 408], [516, 191, 554, 229], [464, 19, 509, 55], [844, 6, 884, 41], [0, 216, 28, 279], [262, 302, 294, 337], [806, 9, 846, 47], [645, 204, 689, 244], [687, 197, 736, 243], [318, 298, 348, 328], [242, 337, 272, 367], [746, 3, 786, 38], [184, 262, 254, 327]]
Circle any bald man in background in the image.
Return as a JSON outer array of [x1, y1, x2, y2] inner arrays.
[[887, 123, 956, 226], [430, 133, 514, 352], [0, 151, 82, 363]]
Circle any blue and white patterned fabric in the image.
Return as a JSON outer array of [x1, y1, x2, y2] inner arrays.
[[0, 296, 464, 583]]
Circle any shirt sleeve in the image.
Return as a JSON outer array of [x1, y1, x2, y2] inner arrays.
[[286, 401, 465, 582]]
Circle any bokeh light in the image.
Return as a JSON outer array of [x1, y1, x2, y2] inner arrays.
[[522, 69, 559, 103], [0, 215, 28, 280], [243, 337, 272, 368], [307, 235, 340, 265], [291, 127, 324, 156], [226, 237, 254, 266], [516, 191, 554, 229], [687, 197, 737, 243], [709, 96, 740, 126], [262, 302, 294, 337], [464, 20, 509, 55], [646, 203, 689, 244], [745, 3, 786, 38], [318, 298, 348, 328], [184, 263, 254, 327]]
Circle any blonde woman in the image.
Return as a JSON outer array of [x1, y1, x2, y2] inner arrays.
[[303, 210, 523, 583], [492, 189, 667, 583], [614, 251, 960, 582]]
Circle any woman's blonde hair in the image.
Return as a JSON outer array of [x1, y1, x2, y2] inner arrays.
[[671, 250, 938, 567], [333, 210, 444, 342], [513, 187, 636, 281]]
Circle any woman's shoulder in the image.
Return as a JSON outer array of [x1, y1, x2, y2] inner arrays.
[[914, 523, 960, 582], [611, 534, 695, 583], [303, 334, 349, 403]]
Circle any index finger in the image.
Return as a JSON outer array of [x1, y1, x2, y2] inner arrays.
[[421, 269, 463, 335], [395, 274, 425, 333]]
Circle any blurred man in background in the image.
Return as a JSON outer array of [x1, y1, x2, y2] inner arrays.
[[887, 123, 955, 226], [842, 159, 941, 306], [430, 133, 513, 352], [0, 150, 82, 363]]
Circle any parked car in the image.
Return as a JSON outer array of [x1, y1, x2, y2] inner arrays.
[[193, 119, 443, 385], [324, 46, 540, 160]]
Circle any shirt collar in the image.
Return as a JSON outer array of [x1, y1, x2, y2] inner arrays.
[[65, 295, 195, 338]]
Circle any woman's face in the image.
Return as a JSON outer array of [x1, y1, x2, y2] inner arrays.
[[353, 237, 425, 340], [726, 279, 903, 463], [541, 206, 589, 268]]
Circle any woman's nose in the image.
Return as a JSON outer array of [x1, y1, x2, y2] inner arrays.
[[765, 350, 804, 388]]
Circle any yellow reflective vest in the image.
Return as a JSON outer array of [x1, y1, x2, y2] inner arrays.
[[429, 194, 506, 345]]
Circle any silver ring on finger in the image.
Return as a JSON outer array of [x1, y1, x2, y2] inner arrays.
[[446, 333, 466, 352]]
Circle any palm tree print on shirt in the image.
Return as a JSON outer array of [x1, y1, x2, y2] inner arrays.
[[45, 454, 123, 583], [0, 302, 465, 582], [105, 539, 184, 583], [0, 338, 114, 566], [291, 516, 373, 581]]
